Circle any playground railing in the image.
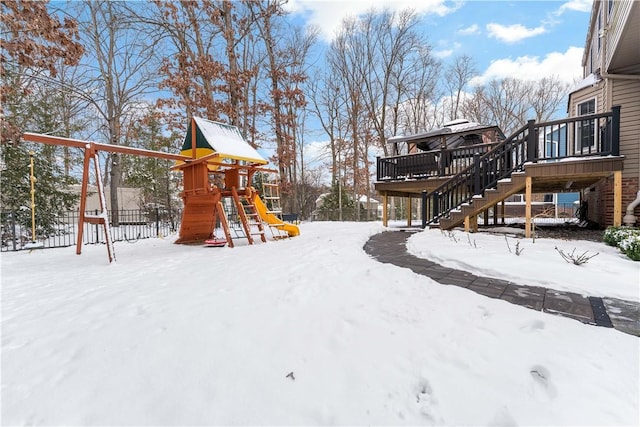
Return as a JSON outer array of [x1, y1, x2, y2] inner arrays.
[[1, 208, 181, 252]]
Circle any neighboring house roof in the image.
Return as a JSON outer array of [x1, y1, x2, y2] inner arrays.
[[180, 117, 267, 164], [357, 195, 379, 204], [568, 73, 602, 96], [388, 120, 505, 151]]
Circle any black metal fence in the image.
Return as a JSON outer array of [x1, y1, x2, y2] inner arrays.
[[1, 208, 180, 252]]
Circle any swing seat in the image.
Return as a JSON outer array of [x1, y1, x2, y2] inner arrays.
[[204, 237, 227, 247]]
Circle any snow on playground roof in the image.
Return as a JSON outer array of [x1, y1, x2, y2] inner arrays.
[[183, 117, 267, 164]]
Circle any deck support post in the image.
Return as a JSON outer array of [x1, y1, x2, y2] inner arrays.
[[421, 191, 427, 229], [525, 176, 532, 238], [501, 200, 505, 224], [382, 192, 388, 227], [464, 215, 478, 232], [613, 170, 622, 226], [407, 196, 412, 227]]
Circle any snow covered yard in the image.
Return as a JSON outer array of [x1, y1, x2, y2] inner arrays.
[[2, 222, 638, 425]]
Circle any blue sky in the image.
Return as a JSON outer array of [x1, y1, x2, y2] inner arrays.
[[284, 0, 594, 170], [286, 0, 593, 85]]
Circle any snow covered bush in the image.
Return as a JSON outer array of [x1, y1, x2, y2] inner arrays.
[[619, 234, 640, 261], [603, 226, 640, 261]]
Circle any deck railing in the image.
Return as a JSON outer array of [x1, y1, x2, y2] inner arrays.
[[418, 106, 620, 226], [376, 143, 500, 181]]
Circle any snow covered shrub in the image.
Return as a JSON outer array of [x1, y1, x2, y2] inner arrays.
[[619, 234, 640, 261], [603, 226, 640, 261], [603, 226, 639, 246]]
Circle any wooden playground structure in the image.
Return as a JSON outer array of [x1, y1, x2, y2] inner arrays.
[[21, 117, 299, 262]]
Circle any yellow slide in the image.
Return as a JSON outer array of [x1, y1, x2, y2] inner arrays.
[[253, 195, 300, 237]]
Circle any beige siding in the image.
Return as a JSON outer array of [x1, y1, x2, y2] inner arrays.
[[613, 79, 640, 180], [567, 81, 607, 157], [568, 81, 606, 116]]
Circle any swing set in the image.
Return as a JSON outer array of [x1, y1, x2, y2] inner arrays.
[[21, 116, 299, 263]]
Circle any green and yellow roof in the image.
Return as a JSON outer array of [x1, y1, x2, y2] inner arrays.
[[180, 117, 267, 165]]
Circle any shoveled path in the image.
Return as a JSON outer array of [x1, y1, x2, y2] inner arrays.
[[364, 230, 640, 337]]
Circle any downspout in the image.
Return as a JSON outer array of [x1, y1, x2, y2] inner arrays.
[[620, 128, 640, 227], [623, 191, 640, 226]]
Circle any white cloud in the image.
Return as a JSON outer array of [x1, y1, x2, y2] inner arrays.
[[556, 0, 592, 15], [433, 41, 460, 59], [487, 23, 547, 43], [433, 49, 455, 59], [470, 46, 584, 86], [457, 24, 479, 36], [285, 0, 461, 42]]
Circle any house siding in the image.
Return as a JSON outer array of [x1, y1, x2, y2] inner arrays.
[[572, 0, 640, 227], [612, 78, 640, 181], [568, 82, 606, 119]]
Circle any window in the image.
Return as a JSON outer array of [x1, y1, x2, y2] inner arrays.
[[576, 99, 596, 152]]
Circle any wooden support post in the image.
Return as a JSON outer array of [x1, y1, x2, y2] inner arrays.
[[501, 200, 505, 224], [216, 201, 234, 248], [613, 170, 622, 226], [407, 197, 412, 227], [493, 203, 498, 225], [525, 176, 532, 238], [470, 215, 478, 232], [231, 186, 254, 245], [76, 146, 92, 255], [382, 193, 388, 227], [75, 145, 114, 262], [483, 209, 489, 226], [464, 216, 470, 232]]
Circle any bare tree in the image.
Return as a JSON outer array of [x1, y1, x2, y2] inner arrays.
[[248, 0, 316, 212], [355, 9, 433, 156], [77, 0, 160, 225], [443, 54, 476, 122], [529, 76, 569, 122], [461, 76, 568, 136], [394, 47, 441, 136], [460, 85, 493, 125], [309, 68, 349, 185]]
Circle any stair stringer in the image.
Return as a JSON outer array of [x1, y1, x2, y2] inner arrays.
[[439, 172, 527, 230]]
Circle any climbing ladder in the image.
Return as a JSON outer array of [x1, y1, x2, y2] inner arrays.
[[231, 187, 266, 245], [260, 178, 290, 239]]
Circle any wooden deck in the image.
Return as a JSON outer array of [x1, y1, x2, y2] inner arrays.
[[375, 156, 623, 198]]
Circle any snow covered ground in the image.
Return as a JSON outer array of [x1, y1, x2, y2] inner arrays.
[[408, 227, 640, 302], [2, 222, 638, 425]]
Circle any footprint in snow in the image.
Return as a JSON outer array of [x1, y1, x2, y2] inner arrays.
[[415, 379, 439, 422], [530, 364, 557, 398]]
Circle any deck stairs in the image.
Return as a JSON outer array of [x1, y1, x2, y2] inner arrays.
[[438, 172, 527, 229], [423, 121, 533, 230]]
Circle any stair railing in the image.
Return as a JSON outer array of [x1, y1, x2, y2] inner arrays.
[[421, 106, 620, 227]]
